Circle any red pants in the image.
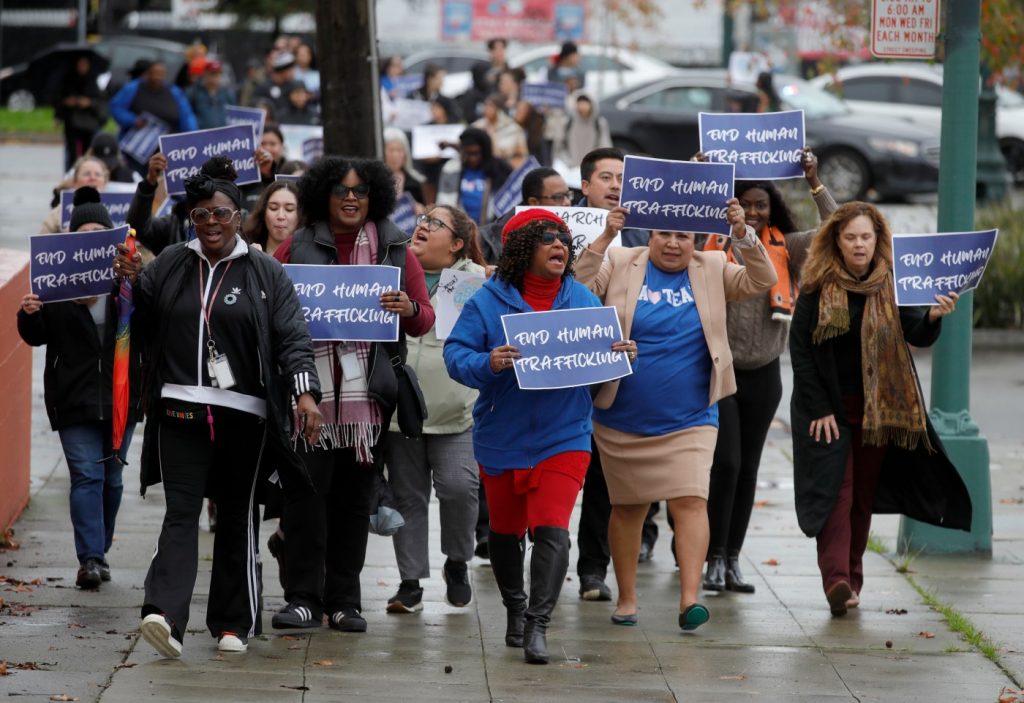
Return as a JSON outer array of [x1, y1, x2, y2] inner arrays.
[[481, 451, 589, 537], [816, 397, 887, 595]]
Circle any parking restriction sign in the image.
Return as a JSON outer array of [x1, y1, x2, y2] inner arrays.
[[871, 0, 940, 58]]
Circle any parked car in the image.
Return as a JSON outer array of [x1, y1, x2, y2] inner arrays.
[[401, 47, 490, 98], [600, 70, 941, 202], [810, 62, 1024, 182], [1, 35, 190, 111], [510, 44, 681, 100]]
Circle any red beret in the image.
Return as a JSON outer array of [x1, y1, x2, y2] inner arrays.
[[501, 208, 567, 246]]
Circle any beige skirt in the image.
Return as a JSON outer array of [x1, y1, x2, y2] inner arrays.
[[593, 421, 718, 505]]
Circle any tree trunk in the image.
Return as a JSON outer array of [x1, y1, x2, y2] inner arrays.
[[315, 0, 380, 159]]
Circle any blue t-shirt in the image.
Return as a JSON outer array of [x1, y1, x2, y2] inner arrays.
[[594, 262, 718, 435], [460, 168, 487, 223]]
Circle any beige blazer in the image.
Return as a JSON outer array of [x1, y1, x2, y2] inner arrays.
[[574, 237, 778, 410]]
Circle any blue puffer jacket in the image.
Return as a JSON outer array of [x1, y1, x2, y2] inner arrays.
[[443, 275, 600, 471]]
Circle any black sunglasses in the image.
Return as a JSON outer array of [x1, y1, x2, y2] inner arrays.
[[331, 183, 371, 199], [540, 230, 573, 246]]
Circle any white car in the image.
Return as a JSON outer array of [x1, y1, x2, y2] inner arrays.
[[810, 62, 1024, 182], [509, 44, 681, 100]]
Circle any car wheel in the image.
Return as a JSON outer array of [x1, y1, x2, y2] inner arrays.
[[817, 149, 870, 202], [6, 89, 35, 112], [999, 138, 1024, 184]]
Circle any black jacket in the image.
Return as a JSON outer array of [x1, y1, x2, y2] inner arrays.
[[126, 179, 190, 256], [17, 297, 143, 431], [789, 287, 972, 537], [134, 241, 320, 495]]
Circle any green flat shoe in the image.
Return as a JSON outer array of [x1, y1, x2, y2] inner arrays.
[[679, 603, 710, 632]]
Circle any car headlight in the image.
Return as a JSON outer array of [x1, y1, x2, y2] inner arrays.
[[867, 138, 920, 158]]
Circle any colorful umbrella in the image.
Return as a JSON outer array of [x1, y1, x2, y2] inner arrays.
[[112, 228, 136, 455]]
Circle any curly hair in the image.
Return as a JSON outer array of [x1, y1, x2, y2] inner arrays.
[[243, 180, 301, 248], [298, 156, 397, 226], [496, 219, 575, 291], [430, 204, 486, 266], [801, 201, 893, 292], [735, 180, 798, 234]]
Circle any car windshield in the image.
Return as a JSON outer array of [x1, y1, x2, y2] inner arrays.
[[776, 78, 849, 119]]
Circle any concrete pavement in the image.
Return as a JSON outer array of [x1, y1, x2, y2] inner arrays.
[[1, 344, 1022, 703]]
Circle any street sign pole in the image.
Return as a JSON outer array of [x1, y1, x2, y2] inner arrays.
[[897, 0, 992, 555]]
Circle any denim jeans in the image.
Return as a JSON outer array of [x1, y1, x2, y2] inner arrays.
[[57, 421, 135, 564]]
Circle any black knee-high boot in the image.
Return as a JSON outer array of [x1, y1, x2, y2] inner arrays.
[[523, 526, 570, 664], [488, 530, 527, 647]]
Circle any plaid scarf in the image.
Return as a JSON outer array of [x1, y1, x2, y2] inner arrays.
[[295, 222, 383, 463], [813, 264, 932, 452], [704, 224, 796, 320]]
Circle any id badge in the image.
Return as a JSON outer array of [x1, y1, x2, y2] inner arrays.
[[210, 353, 236, 390], [340, 352, 363, 381]]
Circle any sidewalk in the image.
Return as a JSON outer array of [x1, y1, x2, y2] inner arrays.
[[1, 346, 1022, 703]]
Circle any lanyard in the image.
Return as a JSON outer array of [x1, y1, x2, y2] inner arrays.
[[198, 258, 234, 352]]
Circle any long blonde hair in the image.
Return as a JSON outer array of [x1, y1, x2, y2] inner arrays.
[[801, 201, 894, 292]]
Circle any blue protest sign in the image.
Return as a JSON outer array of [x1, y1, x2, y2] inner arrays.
[[119, 111, 169, 164], [283, 264, 401, 342], [391, 192, 418, 236], [892, 229, 999, 306], [390, 74, 425, 98], [30, 225, 128, 303], [521, 82, 568, 109], [620, 156, 735, 236], [59, 190, 134, 232], [225, 105, 266, 140], [699, 110, 806, 180], [160, 124, 260, 197], [302, 137, 324, 164], [501, 306, 632, 390], [492, 155, 542, 217]]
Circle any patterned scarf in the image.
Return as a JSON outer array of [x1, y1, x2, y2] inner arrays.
[[295, 222, 383, 463], [704, 224, 796, 320], [813, 263, 932, 452]]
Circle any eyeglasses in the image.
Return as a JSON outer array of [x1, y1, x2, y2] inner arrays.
[[415, 213, 455, 234], [331, 183, 371, 199], [539, 191, 572, 202], [190, 207, 238, 225], [540, 230, 573, 247]]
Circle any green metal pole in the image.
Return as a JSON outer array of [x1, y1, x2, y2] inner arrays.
[[897, 0, 992, 555]]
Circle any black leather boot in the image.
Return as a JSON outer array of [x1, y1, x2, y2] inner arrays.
[[725, 553, 755, 593], [488, 530, 527, 647], [523, 526, 570, 664], [702, 549, 726, 592]]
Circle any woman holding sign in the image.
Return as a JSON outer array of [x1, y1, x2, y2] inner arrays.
[[575, 199, 777, 632], [790, 202, 971, 616], [271, 156, 435, 635], [383, 205, 486, 614], [444, 209, 620, 664], [701, 150, 838, 594], [18, 188, 142, 590], [113, 172, 321, 658]]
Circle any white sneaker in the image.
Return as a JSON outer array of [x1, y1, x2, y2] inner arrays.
[[217, 632, 248, 653], [140, 614, 182, 658]]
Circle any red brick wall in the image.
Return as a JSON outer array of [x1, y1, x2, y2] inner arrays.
[[0, 250, 31, 535]]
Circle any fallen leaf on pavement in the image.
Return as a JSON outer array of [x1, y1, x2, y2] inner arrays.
[[67, 623, 84, 629], [917, 631, 935, 639], [0, 662, 8, 676], [720, 675, 747, 680], [49, 696, 78, 702], [885, 608, 908, 615], [13, 662, 47, 670], [281, 635, 304, 641], [559, 661, 587, 669], [287, 645, 303, 650], [762, 559, 780, 566], [999, 498, 1024, 505], [210, 654, 224, 662], [753, 500, 771, 508], [313, 659, 333, 667], [376, 580, 388, 586], [997, 687, 1024, 703], [114, 663, 137, 669]]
